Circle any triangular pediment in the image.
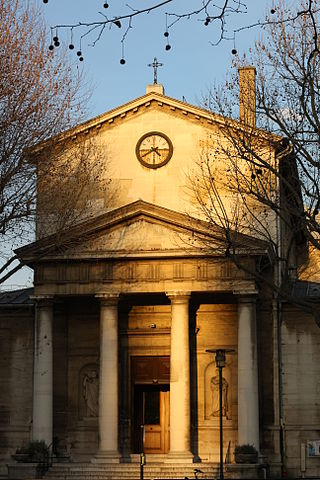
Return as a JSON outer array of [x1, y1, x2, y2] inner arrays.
[[17, 201, 269, 263], [32, 89, 277, 154]]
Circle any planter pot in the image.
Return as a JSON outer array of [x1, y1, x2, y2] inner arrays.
[[235, 453, 258, 464], [11, 454, 29, 463], [8, 462, 40, 479]]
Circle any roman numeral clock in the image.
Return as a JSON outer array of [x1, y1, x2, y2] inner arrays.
[[136, 131, 173, 169]]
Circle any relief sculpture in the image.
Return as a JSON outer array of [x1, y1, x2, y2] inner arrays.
[[83, 369, 99, 417], [210, 375, 229, 418]]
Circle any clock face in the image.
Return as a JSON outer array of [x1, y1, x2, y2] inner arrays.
[[136, 131, 173, 169]]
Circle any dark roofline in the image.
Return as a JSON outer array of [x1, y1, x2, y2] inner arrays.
[[0, 287, 34, 306]]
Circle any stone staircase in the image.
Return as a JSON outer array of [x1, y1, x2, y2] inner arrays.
[[43, 461, 265, 480], [44, 463, 220, 480]]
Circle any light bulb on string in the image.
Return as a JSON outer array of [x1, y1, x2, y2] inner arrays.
[[232, 34, 237, 55], [270, 1, 276, 14], [53, 29, 59, 47], [48, 29, 54, 51], [69, 28, 74, 50], [164, 14, 171, 51], [120, 39, 126, 65]]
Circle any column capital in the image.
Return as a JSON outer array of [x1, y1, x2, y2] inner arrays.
[[96, 293, 119, 307], [166, 291, 191, 303], [30, 295, 54, 307], [233, 290, 258, 302]]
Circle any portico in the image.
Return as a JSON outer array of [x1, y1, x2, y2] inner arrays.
[[28, 248, 262, 463]]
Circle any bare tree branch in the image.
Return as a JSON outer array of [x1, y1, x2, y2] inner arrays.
[[0, 0, 96, 285], [42, 0, 320, 63], [191, 0, 320, 325]]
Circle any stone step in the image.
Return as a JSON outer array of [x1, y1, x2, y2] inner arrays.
[[10, 461, 262, 480], [44, 463, 219, 480]]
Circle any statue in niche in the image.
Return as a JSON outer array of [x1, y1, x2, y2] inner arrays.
[[210, 375, 229, 418], [83, 369, 99, 417]]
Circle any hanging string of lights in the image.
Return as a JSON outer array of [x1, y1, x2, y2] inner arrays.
[[43, 1, 248, 63], [42, 0, 313, 64]]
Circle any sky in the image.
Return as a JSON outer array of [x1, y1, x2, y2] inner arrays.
[[3, 0, 274, 290], [38, 0, 271, 115]]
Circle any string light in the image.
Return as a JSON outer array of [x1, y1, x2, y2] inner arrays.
[[53, 30, 60, 47], [232, 34, 237, 55], [69, 28, 75, 50], [48, 29, 54, 50], [120, 40, 126, 65], [164, 14, 171, 51]]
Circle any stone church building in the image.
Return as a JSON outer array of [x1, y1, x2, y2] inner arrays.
[[1, 69, 320, 479]]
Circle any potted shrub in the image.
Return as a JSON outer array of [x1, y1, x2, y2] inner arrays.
[[9, 441, 50, 479], [12, 440, 49, 463], [234, 444, 258, 464]]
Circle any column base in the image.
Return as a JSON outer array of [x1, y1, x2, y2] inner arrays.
[[91, 451, 121, 463], [165, 451, 194, 463]]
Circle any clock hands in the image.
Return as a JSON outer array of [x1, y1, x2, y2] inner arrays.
[[141, 150, 151, 158], [151, 146, 161, 157], [141, 146, 162, 158]]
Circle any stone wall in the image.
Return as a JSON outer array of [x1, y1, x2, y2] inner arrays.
[[0, 307, 33, 475], [63, 298, 100, 461], [281, 305, 320, 477]]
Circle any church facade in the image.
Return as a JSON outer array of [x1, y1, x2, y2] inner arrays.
[[1, 72, 320, 479]]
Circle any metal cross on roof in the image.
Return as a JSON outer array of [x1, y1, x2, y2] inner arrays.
[[148, 57, 163, 84]]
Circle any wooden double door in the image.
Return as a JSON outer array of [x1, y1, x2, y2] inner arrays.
[[134, 384, 170, 454], [132, 356, 170, 454]]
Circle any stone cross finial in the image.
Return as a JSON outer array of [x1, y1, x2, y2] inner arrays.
[[148, 57, 163, 84]]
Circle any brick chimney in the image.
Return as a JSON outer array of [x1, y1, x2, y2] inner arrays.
[[238, 66, 256, 128]]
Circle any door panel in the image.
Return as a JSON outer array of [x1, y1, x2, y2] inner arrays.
[[144, 389, 170, 453], [133, 385, 170, 454]]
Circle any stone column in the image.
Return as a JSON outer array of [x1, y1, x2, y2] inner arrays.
[[237, 295, 260, 450], [94, 294, 120, 463], [166, 291, 193, 462], [32, 296, 54, 446]]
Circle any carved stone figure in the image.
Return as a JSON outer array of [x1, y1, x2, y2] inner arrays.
[[210, 375, 229, 417], [83, 370, 99, 417]]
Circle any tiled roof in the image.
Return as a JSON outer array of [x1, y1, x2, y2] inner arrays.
[[0, 288, 34, 305], [290, 281, 320, 299]]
